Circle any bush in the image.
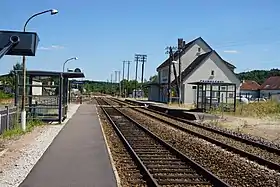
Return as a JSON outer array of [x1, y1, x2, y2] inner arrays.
[[236, 100, 280, 118], [0, 90, 12, 99], [211, 100, 280, 118]]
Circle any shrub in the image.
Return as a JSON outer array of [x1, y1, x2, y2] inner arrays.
[[210, 100, 280, 118]]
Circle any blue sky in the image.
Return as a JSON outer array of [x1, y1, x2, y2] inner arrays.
[[1, 0, 280, 81]]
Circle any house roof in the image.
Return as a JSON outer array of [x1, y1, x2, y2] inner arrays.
[[259, 76, 280, 90], [157, 37, 198, 71], [0, 73, 11, 78], [16, 70, 85, 78], [156, 37, 236, 71], [171, 50, 239, 86], [240, 80, 260, 90]]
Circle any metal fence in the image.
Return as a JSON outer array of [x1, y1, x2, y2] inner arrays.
[[0, 106, 18, 135]]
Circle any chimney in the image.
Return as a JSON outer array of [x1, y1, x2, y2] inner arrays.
[[178, 38, 184, 49]]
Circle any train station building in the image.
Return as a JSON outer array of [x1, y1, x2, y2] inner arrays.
[[148, 37, 241, 109]]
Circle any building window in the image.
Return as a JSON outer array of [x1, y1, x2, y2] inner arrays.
[[228, 93, 233, 98], [192, 86, 197, 89], [221, 86, 226, 91], [198, 47, 201, 52], [211, 70, 214, 76]]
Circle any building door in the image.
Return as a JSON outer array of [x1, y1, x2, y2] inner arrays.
[[192, 85, 197, 104]]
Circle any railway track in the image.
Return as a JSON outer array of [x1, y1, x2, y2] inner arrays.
[[100, 103, 229, 186], [105, 97, 280, 172]]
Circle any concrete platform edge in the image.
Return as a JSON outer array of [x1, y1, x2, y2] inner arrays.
[[95, 105, 121, 187]]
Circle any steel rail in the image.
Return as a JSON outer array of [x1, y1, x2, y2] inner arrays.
[[109, 98, 280, 172], [99, 100, 230, 186]]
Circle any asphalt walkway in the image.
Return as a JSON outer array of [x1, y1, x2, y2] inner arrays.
[[19, 104, 117, 187]]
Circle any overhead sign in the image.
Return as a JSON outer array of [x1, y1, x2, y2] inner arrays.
[[72, 81, 84, 85], [199, 80, 224, 83]]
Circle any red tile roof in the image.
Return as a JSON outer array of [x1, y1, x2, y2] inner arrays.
[[240, 80, 260, 90], [259, 76, 280, 90]]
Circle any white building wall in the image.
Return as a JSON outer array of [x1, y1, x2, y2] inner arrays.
[[260, 90, 280, 98], [148, 85, 159, 101], [182, 53, 240, 104], [32, 81, 42, 95], [159, 40, 211, 84]]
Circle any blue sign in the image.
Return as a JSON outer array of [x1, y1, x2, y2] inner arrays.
[[72, 81, 84, 85]]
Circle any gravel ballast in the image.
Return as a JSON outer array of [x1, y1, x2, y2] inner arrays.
[[136, 108, 280, 165], [97, 107, 147, 187], [0, 104, 80, 187], [122, 108, 280, 187]]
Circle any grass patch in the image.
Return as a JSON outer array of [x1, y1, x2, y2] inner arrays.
[[0, 91, 12, 99], [0, 119, 45, 139], [210, 100, 280, 119]]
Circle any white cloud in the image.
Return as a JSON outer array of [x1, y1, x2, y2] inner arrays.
[[223, 50, 239, 54], [38, 46, 51, 50], [51, 45, 65, 49], [38, 45, 65, 50]]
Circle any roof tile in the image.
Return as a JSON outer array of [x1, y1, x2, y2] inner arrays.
[[259, 76, 280, 90], [240, 80, 260, 90]]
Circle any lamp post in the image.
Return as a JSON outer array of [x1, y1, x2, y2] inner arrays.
[[63, 57, 78, 72], [21, 9, 58, 131], [63, 57, 78, 104]]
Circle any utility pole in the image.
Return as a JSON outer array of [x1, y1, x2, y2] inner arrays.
[[110, 73, 113, 95], [178, 38, 184, 104], [118, 70, 121, 97], [127, 61, 130, 81], [165, 47, 176, 104], [114, 71, 118, 83], [134, 54, 140, 98], [140, 55, 147, 84], [126, 60, 131, 98], [122, 60, 131, 98], [122, 61, 125, 97]]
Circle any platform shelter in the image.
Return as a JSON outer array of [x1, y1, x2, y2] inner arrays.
[[189, 80, 237, 112], [15, 70, 84, 123]]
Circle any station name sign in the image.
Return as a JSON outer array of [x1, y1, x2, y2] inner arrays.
[[72, 81, 84, 85], [199, 80, 224, 83]]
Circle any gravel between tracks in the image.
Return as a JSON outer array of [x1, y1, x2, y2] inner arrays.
[[97, 107, 147, 187], [122, 108, 280, 187], [136, 108, 280, 165], [110, 98, 280, 149]]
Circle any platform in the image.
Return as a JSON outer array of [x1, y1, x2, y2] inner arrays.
[[124, 98, 218, 121], [19, 104, 117, 187]]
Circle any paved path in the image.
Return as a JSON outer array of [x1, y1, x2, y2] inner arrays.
[[19, 104, 117, 187]]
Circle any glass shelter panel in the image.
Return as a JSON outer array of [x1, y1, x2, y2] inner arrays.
[[14, 70, 84, 123], [190, 81, 237, 112]]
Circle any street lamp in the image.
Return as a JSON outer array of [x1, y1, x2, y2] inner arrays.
[[63, 57, 78, 104], [63, 57, 78, 72], [21, 9, 58, 131]]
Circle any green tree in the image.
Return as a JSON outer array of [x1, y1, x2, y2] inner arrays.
[[236, 68, 280, 84]]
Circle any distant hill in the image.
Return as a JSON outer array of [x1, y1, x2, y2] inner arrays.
[[236, 68, 280, 84]]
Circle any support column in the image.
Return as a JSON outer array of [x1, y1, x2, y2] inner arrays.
[[58, 74, 63, 124]]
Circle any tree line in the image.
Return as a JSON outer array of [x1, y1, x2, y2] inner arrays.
[[82, 79, 149, 96], [237, 68, 280, 84], [1, 63, 280, 96]]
